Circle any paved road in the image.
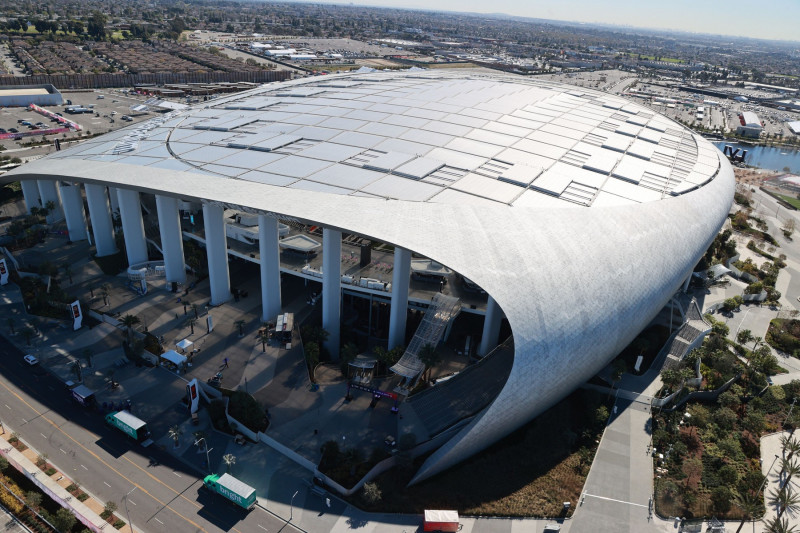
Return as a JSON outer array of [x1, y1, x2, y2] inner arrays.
[[0, 335, 300, 533]]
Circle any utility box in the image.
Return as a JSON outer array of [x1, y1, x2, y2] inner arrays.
[[423, 510, 459, 532]]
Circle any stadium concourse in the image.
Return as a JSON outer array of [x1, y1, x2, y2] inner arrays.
[[2, 70, 734, 483]]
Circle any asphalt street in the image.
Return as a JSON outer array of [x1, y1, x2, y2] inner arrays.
[[0, 334, 301, 533]]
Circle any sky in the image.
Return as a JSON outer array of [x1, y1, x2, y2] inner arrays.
[[309, 0, 800, 42]]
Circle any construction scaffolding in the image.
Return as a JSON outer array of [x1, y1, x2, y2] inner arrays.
[[391, 293, 461, 393]]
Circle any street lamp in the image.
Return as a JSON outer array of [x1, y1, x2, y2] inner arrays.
[[194, 437, 211, 473], [289, 489, 299, 522], [123, 486, 136, 533]]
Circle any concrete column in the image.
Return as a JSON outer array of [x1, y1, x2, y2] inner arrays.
[[85, 183, 116, 257], [58, 182, 88, 241], [108, 186, 120, 218], [37, 180, 63, 223], [20, 180, 41, 214], [155, 195, 186, 284], [322, 228, 341, 359], [478, 295, 503, 357], [117, 188, 148, 267], [388, 246, 411, 350], [682, 274, 692, 293], [259, 215, 282, 322], [202, 203, 231, 305]]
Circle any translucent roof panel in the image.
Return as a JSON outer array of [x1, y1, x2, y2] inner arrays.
[[42, 71, 721, 206], [361, 175, 441, 201], [451, 173, 523, 204]]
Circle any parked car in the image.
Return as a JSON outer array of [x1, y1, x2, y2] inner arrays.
[[9, 128, 18, 133], [24, 354, 38, 365]]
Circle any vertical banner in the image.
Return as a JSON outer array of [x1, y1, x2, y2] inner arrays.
[[186, 378, 199, 414], [70, 300, 83, 330], [0, 258, 8, 285]]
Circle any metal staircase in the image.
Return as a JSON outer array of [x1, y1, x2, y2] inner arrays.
[[391, 293, 461, 392]]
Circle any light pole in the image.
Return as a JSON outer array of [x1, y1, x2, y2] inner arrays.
[[289, 489, 299, 522], [194, 437, 211, 473], [123, 486, 136, 533]]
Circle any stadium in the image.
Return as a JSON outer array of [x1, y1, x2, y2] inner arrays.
[[2, 71, 734, 483]]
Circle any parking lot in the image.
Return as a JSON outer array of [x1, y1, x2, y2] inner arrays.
[[0, 88, 155, 154]]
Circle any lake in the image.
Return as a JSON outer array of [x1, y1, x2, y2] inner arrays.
[[714, 142, 800, 174]]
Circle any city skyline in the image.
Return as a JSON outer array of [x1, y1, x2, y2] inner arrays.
[[287, 0, 800, 43]]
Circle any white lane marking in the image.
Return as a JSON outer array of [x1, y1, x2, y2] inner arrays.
[[80, 464, 88, 470], [128, 499, 136, 506], [60, 448, 66, 454], [103, 481, 111, 487], [40, 433, 47, 438], [154, 518, 164, 525], [582, 492, 649, 509], [21, 418, 27, 424], [4, 404, 10, 409], [173, 472, 181, 478], [258, 525, 268, 531]]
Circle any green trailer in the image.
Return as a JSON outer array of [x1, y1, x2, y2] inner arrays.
[[105, 411, 153, 447], [203, 473, 257, 510]]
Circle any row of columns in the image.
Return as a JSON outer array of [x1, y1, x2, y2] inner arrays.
[[21, 179, 502, 359]]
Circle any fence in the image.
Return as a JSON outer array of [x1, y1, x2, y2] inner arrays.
[[0, 70, 291, 90]]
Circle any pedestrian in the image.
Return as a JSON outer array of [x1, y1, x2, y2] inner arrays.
[[224, 357, 229, 368]]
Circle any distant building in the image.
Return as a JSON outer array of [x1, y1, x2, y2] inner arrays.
[[737, 111, 763, 138], [0, 84, 62, 107], [788, 121, 800, 136]]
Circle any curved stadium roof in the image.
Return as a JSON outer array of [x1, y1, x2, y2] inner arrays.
[[4, 71, 734, 482]]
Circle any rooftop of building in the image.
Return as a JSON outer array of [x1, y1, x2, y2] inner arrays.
[[43, 71, 721, 208]]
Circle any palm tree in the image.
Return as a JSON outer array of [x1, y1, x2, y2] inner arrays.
[[764, 515, 799, 533], [186, 317, 197, 335], [168, 425, 182, 448], [782, 459, 800, 489], [191, 303, 199, 319], [62, 263, 72, 284], [100, 283, 111, 305], [257, 327, 268, 353], [769, 486, 800, 518], [418, 343, 440, 382], [222, 453, 236, 473], [120, 314, 140, 343], [734, 490, 763, 533], [782, 435, 800, 461], [234, 320, 245, 337]]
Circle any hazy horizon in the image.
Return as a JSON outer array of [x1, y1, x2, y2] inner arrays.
[[280, 0, 799, 43]]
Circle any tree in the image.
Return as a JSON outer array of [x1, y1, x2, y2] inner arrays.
[[769, 486, 800, 518], [418, 343, 441, 382], [737, 328, 754, 346], [168, 425, 182, 448], [87, 12, 106, 40], [781, 435, 800, 461], [712, 485, 733, 513], [362, 482, 382, 503], [234, 320, 245, 337], [186, 317, 197, 335], [120, 314, 140, 343], [764, 515, 798, 533], [258, 327, 269, 353], [24, 491, 42, 510], [62, 263, 72, 284], [304, 341, 320, 370], [53, 508, 77, 532], [222, 453, 236, 473], [733, 489, 762, 533], [100, 283, 111, 305]]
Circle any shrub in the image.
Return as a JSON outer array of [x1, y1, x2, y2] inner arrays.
[[711, 486, 732, 513], [362, 482, 382, 503]]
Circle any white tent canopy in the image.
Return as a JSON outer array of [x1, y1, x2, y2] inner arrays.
[[161, 350, 187, 366], [176, 338, 194, 351]]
